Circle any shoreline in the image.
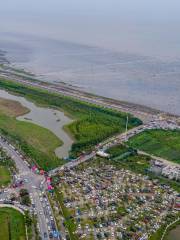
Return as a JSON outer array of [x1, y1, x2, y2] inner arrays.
[[0, 60, 180, 123], [0, 88, 74, 160]]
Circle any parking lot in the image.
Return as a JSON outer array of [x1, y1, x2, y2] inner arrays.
[[53, 158, 179, 239]]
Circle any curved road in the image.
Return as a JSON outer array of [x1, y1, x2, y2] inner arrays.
[[0, 136, 54, 240]]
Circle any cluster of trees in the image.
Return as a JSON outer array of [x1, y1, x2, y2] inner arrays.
[[0, 147, 16, 171], [19, 189, 31, 206], [24, 211, 32, 227]]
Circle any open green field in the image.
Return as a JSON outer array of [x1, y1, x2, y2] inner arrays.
[[0, 166, 11, 187], [0, 98, 64, 170], [128, 129, 180, 164], [0, 79, 142, 159], [0, 208, 26, 240], [106, 144, 130, 158]]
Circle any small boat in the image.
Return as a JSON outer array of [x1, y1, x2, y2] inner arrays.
[[24, 117, 32, 121]]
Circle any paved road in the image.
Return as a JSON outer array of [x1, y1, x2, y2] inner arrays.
[[0, 137, 53, 240], [138, 150, 180, 167], [49, 152, 96, 176], [0, 74, 179, 238], [0, 72, 155, 123], [49, 125, 144, 176], [50, 120, 180, 176]]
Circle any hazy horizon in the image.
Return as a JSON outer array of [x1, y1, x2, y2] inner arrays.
[[0, 0, 180, 115], [1, 0, 180, 59]]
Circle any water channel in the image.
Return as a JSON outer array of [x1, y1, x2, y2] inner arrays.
[[0, 89, 74, 158]]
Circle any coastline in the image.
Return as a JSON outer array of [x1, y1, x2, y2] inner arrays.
[[0, 54, 180, 123], [0, 50, 180, 121], [1, 69, 179, 123]]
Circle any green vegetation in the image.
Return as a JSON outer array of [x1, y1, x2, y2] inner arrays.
[[104, 147, 150, 175], [128, 129, 180, 164], [0, 207, 26, 240], [0, 79, 142, 159], [0, 97, 64, 170], [0, 166, 11, 187], [105, 144, 180, 192], [0, 116, 64, 170], [112, 152, 150, 174], [149, 213, 180, 240], [19, 189, 31, 206], [54, 188, 78, 240], [106, 144, 129, 158], [0, 148, 15, 187]]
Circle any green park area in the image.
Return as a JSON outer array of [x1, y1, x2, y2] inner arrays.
[[0, 165, 11, 188], [0, 79, 141, 163], [0, 208, 26, 240], [0, 97, 63, 170], [128, 129, 180, 164]]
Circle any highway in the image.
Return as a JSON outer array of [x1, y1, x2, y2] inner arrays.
[[0, 73, 179, 239], [50, 119, 180, 176], [0, 72, 157, 123], [0, 136, 58, 240], [49, 125, 145, 176], [0, 116, 179, 240]]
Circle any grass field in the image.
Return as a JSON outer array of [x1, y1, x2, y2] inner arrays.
[[0, 208, 26, 240], [0, 98, 64, 170], [128, 129, 180, 164], [106, 144, 130, 158], [0, 166, 11, 187], [0, 79, 142, 159], [0, 97, 29, 117]]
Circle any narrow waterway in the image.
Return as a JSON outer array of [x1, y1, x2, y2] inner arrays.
[[0, 89, 74, 158]]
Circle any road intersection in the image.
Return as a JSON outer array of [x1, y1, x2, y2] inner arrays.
[[0, 136, 59, 240], [0, 112, 179, 239]]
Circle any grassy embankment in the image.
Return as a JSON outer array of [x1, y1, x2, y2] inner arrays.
[[0, 208, 26, 240], [128, 129, 180, 164], [0, 97, 64, 170], [0, 79, 142, 160]]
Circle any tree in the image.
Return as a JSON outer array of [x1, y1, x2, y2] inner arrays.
[[19, 188, 28, 197], [19, 188, 31, 206]]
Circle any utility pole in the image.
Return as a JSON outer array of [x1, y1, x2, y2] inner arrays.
[[125, 115, 128, 141]]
